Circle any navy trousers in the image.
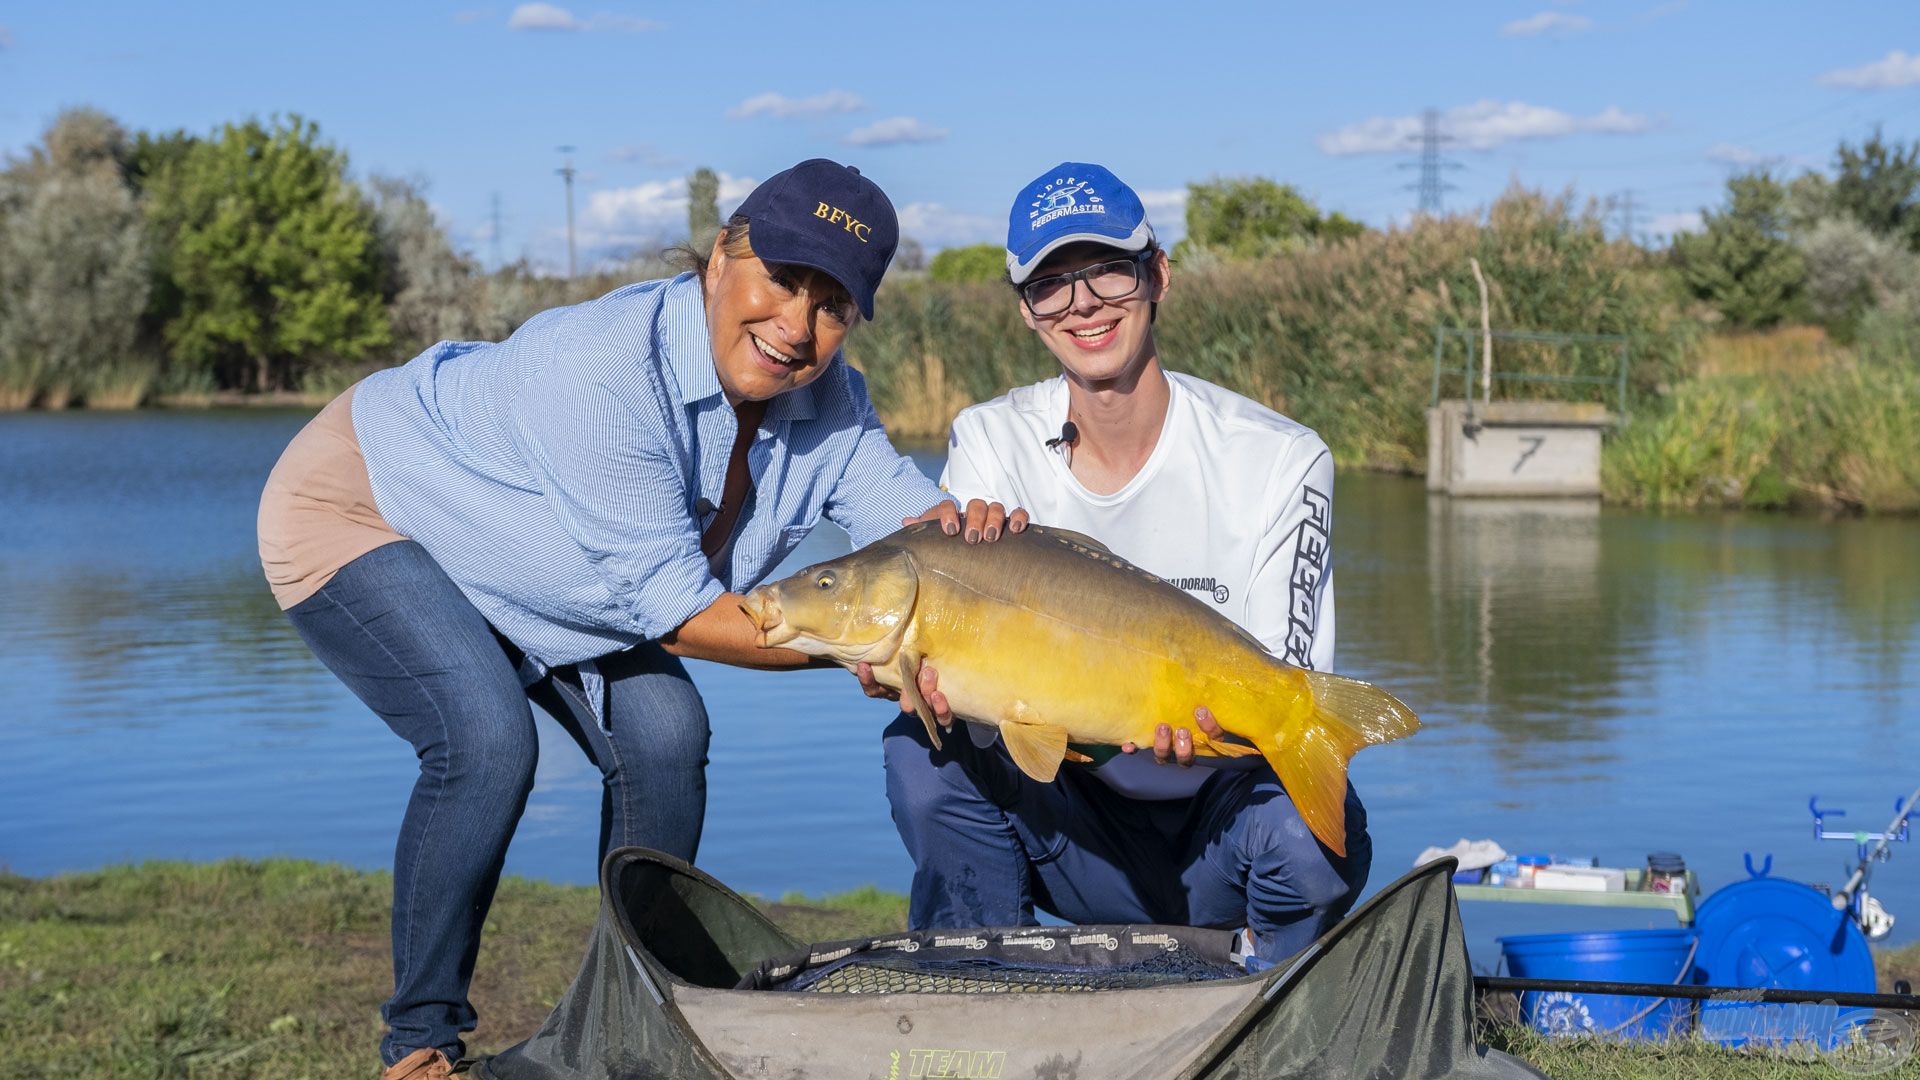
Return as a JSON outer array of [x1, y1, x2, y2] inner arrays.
[[882, 712, 1371, 964], [286, 541, 710, 1066]]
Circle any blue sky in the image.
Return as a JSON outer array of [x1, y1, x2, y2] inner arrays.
[[2, 1, 1916, 272]]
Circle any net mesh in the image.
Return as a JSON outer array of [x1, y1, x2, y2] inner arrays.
[[777, 946, 1243, 994]]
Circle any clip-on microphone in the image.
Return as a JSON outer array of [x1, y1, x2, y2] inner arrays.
[[1044, 420, 1079, 452]]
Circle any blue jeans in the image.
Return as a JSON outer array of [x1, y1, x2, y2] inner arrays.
[[881, 713, 1371, 964], [285, 541, 710, 1066]]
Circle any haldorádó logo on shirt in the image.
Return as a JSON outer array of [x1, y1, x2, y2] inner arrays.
[[1169, 576, 1230, 604], [814, 202, 872, 242], [1028, 177, 1106, 231]]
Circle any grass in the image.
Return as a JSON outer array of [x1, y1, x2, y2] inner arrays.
[[1602, 347, 1920, 515], [4, 860, 1916, 1078], [0, 859, 905, 1079]]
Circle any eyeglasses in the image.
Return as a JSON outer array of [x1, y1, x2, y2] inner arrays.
[[1019, 252, 1152, 317]]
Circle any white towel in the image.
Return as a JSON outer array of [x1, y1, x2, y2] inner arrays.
[[1414, 838, 1508, 872]]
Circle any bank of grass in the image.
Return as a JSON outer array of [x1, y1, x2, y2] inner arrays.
[[5, 860, 1917, 1078], [1602, 322, 1920, 515], [0, 859, 902, 1079]]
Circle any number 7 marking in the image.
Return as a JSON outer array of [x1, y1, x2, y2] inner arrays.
[[1513, 436, 1545, 474]]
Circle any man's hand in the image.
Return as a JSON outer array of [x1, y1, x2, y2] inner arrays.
[[1119, 707, 1228, 767], [855, 660, 955, 729], [907, 498, 1029, 543]]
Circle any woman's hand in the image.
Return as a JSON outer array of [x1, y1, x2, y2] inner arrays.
[[1120, 707, 1228, 767], [907, 499, 1029, 543], [854, 660, 954, 729]]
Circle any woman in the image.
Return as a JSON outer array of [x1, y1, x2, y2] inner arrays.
[[257, 159, 1019, 1080]]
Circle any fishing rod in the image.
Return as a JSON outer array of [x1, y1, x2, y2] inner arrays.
[[1826, 781, 1920, 917], [1474, 977, 1919, 1011]]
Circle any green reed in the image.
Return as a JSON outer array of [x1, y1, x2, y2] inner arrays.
[[1603, 353, 1920, 515]]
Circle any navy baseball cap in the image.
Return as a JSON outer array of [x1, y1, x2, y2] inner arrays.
[[1005, 162, 1156, 285], [732, 158, 898, 318]]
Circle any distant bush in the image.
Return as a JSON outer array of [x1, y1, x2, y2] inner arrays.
[[927, 244, 1006, 284], [1178, 176, 1364, 261], [0, 108, 152, 408], [144, 115, 390, 393], [1672, 171, 1808, 330]]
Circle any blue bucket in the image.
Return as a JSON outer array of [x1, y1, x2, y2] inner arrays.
[[1499, 929, 1697, 1040]]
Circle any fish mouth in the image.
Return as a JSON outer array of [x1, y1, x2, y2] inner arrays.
[[738, 589, 788, 648]]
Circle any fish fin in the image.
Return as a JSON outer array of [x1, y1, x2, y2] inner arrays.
[[1302, 670, 1421, 748], [894, 649, 941, 751], [999, 721, 1069, 783], [1063, 748, 1095, 764], [965, 720, 999, 749], [1033, 525, 1114, 554], [1195, 736, 1261, 758], [1260, 672, 1420, 858]]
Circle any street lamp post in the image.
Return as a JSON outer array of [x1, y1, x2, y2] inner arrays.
[[556, 145, 578, 279]]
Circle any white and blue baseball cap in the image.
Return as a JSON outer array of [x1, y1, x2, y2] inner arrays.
[[1005, 162, 1156, 285]]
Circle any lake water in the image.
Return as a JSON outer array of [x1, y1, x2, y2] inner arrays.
[[2, 409, 1917, 970]]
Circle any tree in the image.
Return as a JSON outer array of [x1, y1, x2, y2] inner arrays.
[[0, 108, 150, 406], [1672, 171, 1807, 329], [893, 235, 926, 273], [1178, 177, 1363, 260], [928, 243, 1006, 284], [1831, 129, 1920, 251], [687, 166, 720, 253], [369, 174, 487, 353], [144, 115, 390, 392], [1801, 216, 1920, 339]]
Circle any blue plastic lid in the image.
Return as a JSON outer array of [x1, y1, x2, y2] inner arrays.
[[1517, 854, 1551, 866], [1691, 877, 1875, 1047]]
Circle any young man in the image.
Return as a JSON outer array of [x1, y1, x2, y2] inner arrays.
[[872, 163, 1370, 968]]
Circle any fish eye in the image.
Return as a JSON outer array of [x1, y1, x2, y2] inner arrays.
[[816, 573, 835, 589]]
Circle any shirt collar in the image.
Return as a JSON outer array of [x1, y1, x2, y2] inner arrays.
[[659, 270, 829, 425], [661, 273, 723, 406]]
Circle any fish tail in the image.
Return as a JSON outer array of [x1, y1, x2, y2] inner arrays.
[[1256, 671, 1420, 858]]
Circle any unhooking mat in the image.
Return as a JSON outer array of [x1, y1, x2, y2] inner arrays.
[[472, 848, 1547, 1079]]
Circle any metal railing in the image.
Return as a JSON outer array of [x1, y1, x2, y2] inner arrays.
[[1430, 327, 1632, 417]]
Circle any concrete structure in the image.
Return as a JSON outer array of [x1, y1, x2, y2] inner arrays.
[[1426, 400, 1612, 498]]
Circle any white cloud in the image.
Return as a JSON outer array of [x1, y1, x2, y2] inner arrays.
[[580, 172, 755, 248], [727, 91, 865, 120], [895, 202, 1001, 251], [1138, 188, 1189, 245], [1502, 11, 1593, 37], [507, 3, 662, 32], [1819, 50, 1920, 90], [1646, 210, 1704, 238], [1706, 143, 1767, 166], [607, 143, 681, 168], [845, 117, 948, 148], [1317, 100, 1652, 155]]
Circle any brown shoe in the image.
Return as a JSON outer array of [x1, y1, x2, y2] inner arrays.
[[381, 1048, 454, 1080]]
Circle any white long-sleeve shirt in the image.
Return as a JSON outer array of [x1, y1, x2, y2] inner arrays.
[[940, 371, 1335, 799]]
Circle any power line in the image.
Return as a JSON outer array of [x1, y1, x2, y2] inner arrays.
[[1399, 108, 1463, 215]]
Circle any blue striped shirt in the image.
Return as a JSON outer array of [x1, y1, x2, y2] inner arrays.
[[352, 272, 944, 705]]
